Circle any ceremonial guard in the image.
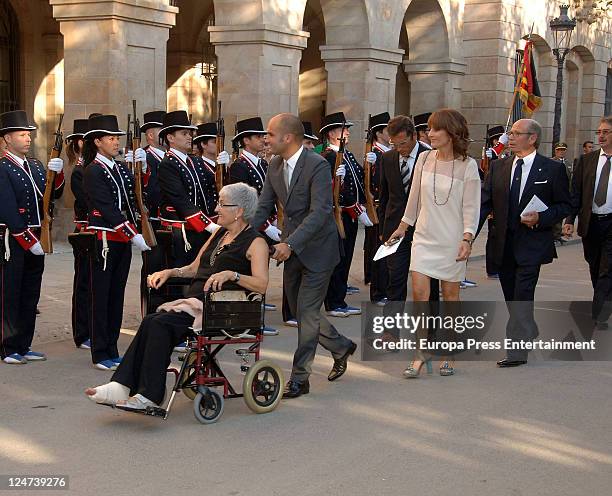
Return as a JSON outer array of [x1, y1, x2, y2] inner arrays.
[[67, 118, 92, 349], [302, 121, 319, 150], [484, 125, 509, 162], [230, 117, 281, 243], [0, 110, 65, 364], [191, 121, 223, 213], [157, 111, 219, 267], [321, 112, 372, 317], [413, 112, 432, 147], [363, 112, 391, 306], [82, 114, 150, 370]]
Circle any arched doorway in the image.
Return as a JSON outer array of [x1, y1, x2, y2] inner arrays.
[[167, 0, 216, 123], [299, 0, 326, 135], [0, 0, 19, 112]]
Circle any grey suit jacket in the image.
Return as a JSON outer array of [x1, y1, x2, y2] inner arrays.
[[250, 148, 340, 272]]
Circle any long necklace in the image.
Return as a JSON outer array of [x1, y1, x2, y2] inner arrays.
[[209, 225, 249, 266], [433, 151, 455, 206]]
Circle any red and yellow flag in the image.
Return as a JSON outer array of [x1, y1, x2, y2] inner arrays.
[[518, 41, 542, 115]]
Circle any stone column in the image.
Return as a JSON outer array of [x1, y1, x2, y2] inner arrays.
[[320, 45, 404, 153], [50, 0, 177, 239], [209, 25, 309, 134]]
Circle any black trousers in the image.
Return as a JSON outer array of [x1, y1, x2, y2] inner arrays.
[[485, 218, 499, 275], [281, 289, 294, 322], [364, 224, 388, 302], [0, 236, 44, 358], [140, 221, 169, 316], [89, 240, 132, 363], [498, 234, 541, 361], [284, 255, 353, 381], [113, 311, 193, 405], [72, 248, 91, 347], [385, 235, 439, 302], [170, 227, 208, 268], [325, 212, 358, 310], [582, 216, 612, 322]]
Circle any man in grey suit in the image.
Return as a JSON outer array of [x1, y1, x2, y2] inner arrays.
[[250, 113, 356, 398]]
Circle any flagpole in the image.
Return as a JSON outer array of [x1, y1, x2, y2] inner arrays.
[[504, 23, 535, 131]]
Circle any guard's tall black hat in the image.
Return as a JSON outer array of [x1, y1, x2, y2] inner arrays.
[[369, 112, 391, 131], [140, 111, 166, 133], [232, 117, 267, 142], [302, 121, 318, 141], [487, 125, 505, 140], [320, 112, 354, 134], [193, 122, 218, 144], [158, 110, 197, 139], [0, 110, 36, 137], [414, 112, 432, 130], [66, 119, 89, 140], [83, 114, 126, 139]]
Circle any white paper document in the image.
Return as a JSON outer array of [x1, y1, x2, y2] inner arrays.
[[373, 238, 402, 261], [521, 194, 548, 217]]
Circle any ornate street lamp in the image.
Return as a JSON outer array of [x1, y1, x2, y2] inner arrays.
[[549, 4, 576, 154], [200, 15, 217, 80]]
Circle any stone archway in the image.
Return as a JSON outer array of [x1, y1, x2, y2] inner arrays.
[[167, 0, 215, 123], [298, 0, 326, 134], [0, 0, 19, 113], [399, 0, 460, 115]]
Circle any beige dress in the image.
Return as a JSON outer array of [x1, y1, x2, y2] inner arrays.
[[402, 150, 481, 282]]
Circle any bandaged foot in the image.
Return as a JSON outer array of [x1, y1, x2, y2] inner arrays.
[[85, 381, 130, 405]]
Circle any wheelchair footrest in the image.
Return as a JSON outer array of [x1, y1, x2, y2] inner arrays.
[[114, 404, 167, 418]]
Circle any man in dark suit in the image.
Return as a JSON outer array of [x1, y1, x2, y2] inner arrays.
[[379, 115, 438, 303], [563, 116, 612, 328], [480, 118, 571, 367], [251, 113, 356, 398]]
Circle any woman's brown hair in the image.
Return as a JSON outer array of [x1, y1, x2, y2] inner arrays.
[[428, 108, 470, 160]]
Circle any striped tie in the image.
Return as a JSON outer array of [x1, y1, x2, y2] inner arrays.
[[400, 158, 410, 193]]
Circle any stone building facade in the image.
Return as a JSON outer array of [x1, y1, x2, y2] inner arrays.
[[1, 0, 611, 237]]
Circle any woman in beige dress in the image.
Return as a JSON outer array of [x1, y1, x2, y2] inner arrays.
[[390, 108, 481, 377]]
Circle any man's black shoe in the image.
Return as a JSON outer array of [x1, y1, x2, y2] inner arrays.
[[282, 380, 309, 399], [328, 341, 357, 381], [497, 358, 527, 368]]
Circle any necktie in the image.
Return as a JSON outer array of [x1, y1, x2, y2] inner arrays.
[[594, 155, 611, 207], [400, 158, 410, 193], [508, 158, 524, 230], [283, 160, 290, 191], [22, 158, 31, 174]]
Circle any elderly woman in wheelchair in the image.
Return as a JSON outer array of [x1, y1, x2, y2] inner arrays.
[[85, 183, 275, 419]]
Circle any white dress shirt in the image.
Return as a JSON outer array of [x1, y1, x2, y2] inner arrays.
[[400, 141, 420, 180], [510, 149, 537, 201], [95, 152, 116, 169], [242, 149, 260, 166], [147, 146, 165, 161], [284, 145, 304, 189], [592, 148, 612, 214], [169, 147, 188, 164]]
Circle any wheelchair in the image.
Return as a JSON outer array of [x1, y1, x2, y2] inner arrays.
[[136, 281, 284, 424]]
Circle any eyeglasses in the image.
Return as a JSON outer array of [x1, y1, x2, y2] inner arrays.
[[217, 202, 238, 208], [507, 131, 534, 138], [595, 130, 611, 137]]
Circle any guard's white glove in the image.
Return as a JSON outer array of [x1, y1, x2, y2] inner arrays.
[[365, 152, 377, 164], [335, 163, 346, 179], [125, 150, 134, 163], [131, 234, 151, 252], [29, 242, 44, 256], [47, 157, 63, 173], [485, 149, 493, 159], [358, 210, 374, 227], [498, 133, 509, 146], [205, 222, 220, 234], [264, 224, 282, 242], [217, 151, 230, 166]]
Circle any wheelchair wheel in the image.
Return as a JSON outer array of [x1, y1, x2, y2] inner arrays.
[[242, 360, 284, 414], [180, 353, 198, 400], [193, 389, 224, 424]]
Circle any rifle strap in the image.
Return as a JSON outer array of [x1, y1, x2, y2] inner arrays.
[[4, 228, 10, 262], [102, 231, 109, 271], [182, 225, 192, 252]]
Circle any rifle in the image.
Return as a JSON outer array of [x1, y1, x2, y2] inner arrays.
[[481, 124, 490, 175], [40, 113, 64, 253], [333, 122, 347, 239], [125, 113, 133, 172], [363, 114, 379, 225], [231, 123, 239, 162], [131, 100, 157, 247], [215, 101, 225, 191]]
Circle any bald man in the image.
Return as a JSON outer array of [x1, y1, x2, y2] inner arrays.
[[250, 113, 356, 399]]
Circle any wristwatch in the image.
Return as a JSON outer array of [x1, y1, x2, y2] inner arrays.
[[233, 272, 240, 282]]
